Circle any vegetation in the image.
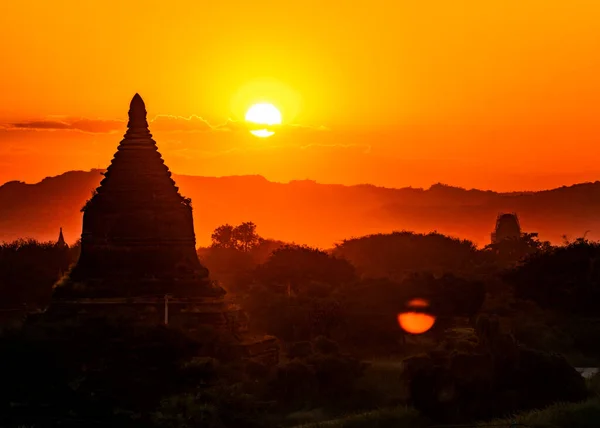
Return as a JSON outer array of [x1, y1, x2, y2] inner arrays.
[[0, 238, 78, 309], [478, 398, 600, 428], [332, 231, 481, 279], [2, 224, 600, 426], [211, 221, 263, 252], [293, 407, 428, 428], [294, 399, 600, 428]]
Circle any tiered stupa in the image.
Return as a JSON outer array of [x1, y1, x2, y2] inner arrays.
[[52, 94, 278, 363], [57, 94, 222, 298]]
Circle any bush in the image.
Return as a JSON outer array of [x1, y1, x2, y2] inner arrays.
[[313, 336, 339, 355], [354, 360, 408, 408], [333, 231, 480, 279], [402, 339, 588, 423], [504, 240, 600, 315], [153, 384, 271, 428], [153, 395, 220, 428], [308, 354, 365, 400], [180, 357, 218, 382], [288, 341, 314, 359], [267, 341, 367, 411], [587, 372, 600, 397], [244, 360, 270, 381], [0, 316, 207, 426], [269, 360, 318, 406]]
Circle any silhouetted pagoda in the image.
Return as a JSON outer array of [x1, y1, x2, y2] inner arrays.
[[56, 227, 67, 249], [55, 227, 69, 278], [56, 94, 221, 298], [491, 212, 522, 244], [51, 94, 278, 363]]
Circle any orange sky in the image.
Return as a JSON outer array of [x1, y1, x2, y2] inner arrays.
[[1, 0, 600, 191]]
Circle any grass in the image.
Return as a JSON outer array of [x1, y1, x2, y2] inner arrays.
[[587, 372, 600, 396], [294, 370, 600, 428], [563, 352, 600, 368], [354, 359, 410, 407], [294, 399, 600, 428], [292, 406, 428, 428], [478, 397, 600, 427]]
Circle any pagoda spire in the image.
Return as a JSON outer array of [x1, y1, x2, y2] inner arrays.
[[124, 93, 152, 140], [55, 93, 222, 299], [56, 227, 67, 248]]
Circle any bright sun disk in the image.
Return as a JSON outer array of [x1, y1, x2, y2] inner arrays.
[[245, 103, 282, 137]]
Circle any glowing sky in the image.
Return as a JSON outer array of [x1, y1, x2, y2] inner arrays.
[[1, 1, 600, 191]]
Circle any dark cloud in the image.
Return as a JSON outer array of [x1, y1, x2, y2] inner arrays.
[[12, 121, 73, 130], [7, 118, 123, 133], [3, 116, 329, 135]]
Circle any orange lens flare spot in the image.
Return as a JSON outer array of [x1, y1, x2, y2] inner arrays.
[[397, 312, 436, 334], [407, 298, 430, 308]]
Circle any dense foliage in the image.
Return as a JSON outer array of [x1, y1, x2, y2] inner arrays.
[[0, 239, 78, 309], [332, 231, 481, 279], [1, 225, 600, 426], [504, 239, 600, 314]]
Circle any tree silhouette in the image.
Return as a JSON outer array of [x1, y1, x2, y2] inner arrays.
[[503, 238, 600, 314], [400, 272, 486, 319], [210, 222, 261, 252], [484, 232, 551, 266], [254, 245, 356, 296], [233, 222, 261, 252], [333, 231, 481, 279], [210, 224, 236, 249]]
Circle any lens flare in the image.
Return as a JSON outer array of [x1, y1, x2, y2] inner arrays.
[[397, 312, 436, 334], [398, 297, 436, 334], [407, 298, 430, 308]]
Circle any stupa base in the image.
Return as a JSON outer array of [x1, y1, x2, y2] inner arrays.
[[46, 296, 279, 365]]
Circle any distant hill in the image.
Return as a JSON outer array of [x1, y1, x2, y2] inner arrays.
[[1, 170, 599, 248]]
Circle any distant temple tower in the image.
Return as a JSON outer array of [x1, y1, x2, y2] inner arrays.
[[56, 227, 67, 249], [51, 94, 278, 363], [56, 227, 69, 278], [491, 213, 522, 244]]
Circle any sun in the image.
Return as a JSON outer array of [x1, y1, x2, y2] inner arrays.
[[245, 103, 282, 137]]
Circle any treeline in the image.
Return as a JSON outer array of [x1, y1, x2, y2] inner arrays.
[[193, 223, 600, 423], [0, 238, 79, 310], [197, 223, 562, 351], [1, 223, 600, 425]]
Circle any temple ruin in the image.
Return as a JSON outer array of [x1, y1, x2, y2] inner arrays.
[[51, 94, 278, 363], [491, 212, 522, 244]]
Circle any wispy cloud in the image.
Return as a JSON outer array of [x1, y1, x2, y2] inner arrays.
[[149, 115, 213, 132], [11, 120, 73, 130], [300, 142, 371, 153], [2, 115, 329, 135], [5, 118, 124, 133]]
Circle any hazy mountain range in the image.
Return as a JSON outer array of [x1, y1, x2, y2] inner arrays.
[[1, 170, 599, 248]]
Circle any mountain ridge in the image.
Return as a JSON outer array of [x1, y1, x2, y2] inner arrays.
[[1, 170, 599, 248]]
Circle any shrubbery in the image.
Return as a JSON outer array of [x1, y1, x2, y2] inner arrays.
[[402, 316, 588, 423]]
